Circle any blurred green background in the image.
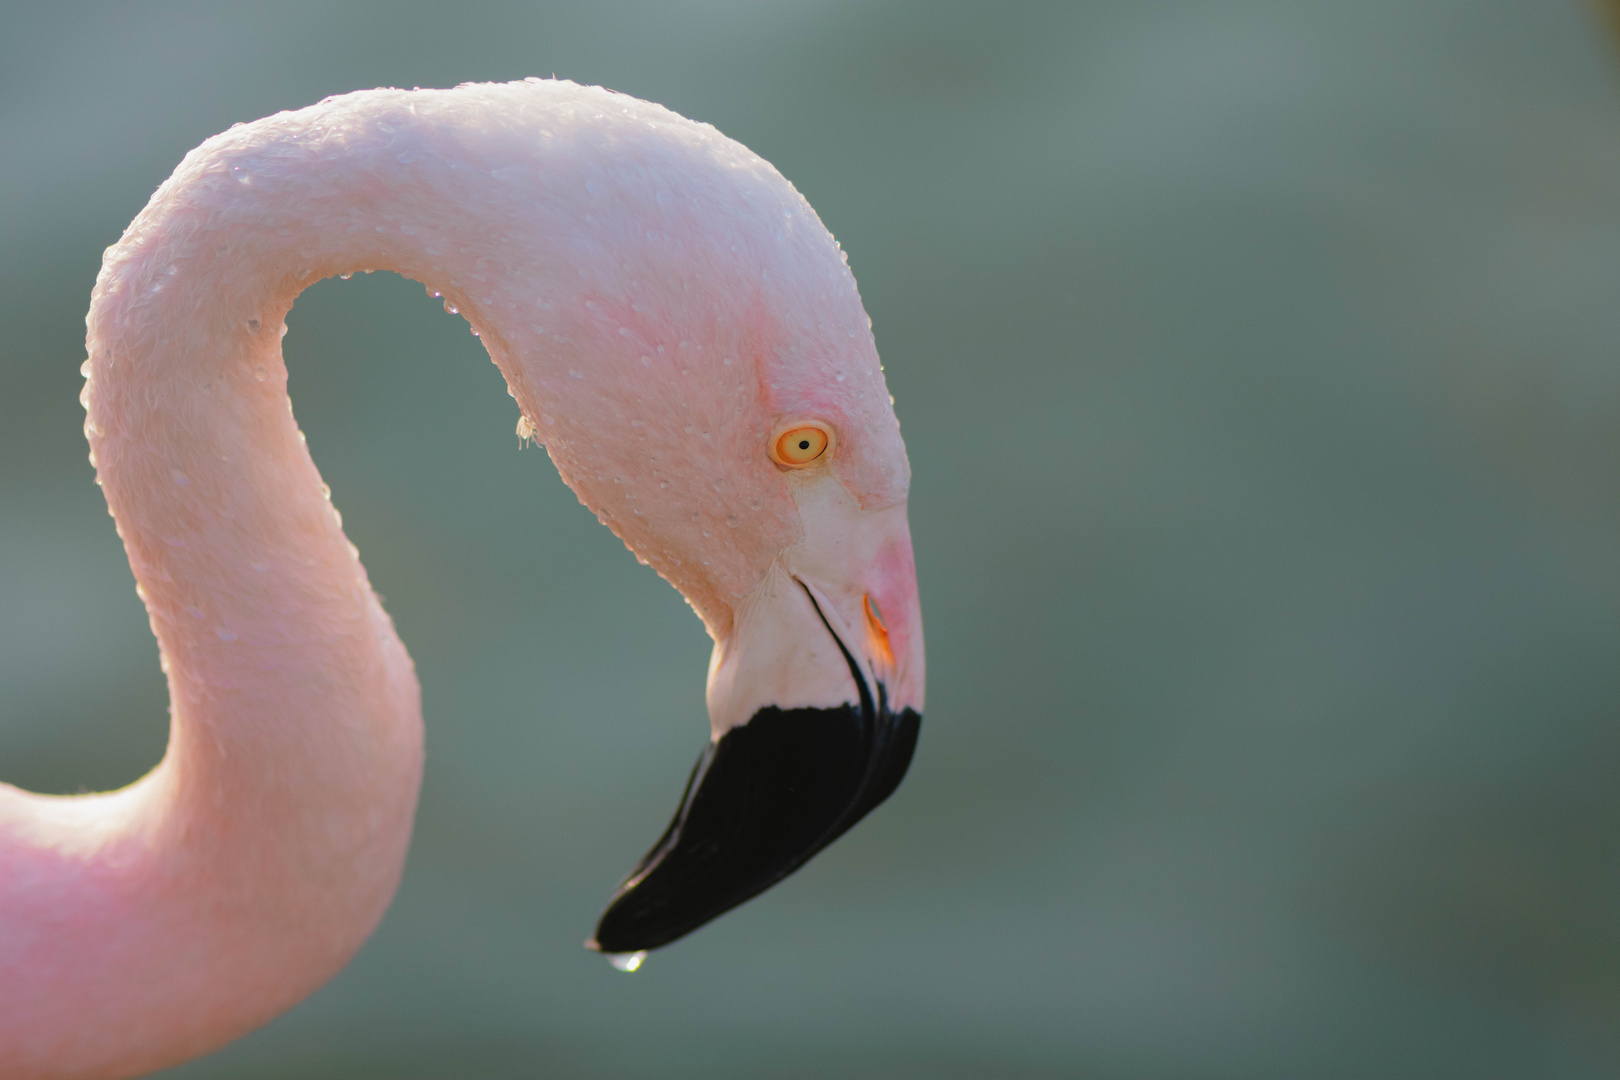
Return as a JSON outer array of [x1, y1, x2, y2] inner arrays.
[[5, 1, 1620, 1076]]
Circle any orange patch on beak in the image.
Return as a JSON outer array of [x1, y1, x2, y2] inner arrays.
[[864, 594, 894, 671]]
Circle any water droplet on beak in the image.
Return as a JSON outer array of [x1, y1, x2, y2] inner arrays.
[[605, 951, 647, 973]]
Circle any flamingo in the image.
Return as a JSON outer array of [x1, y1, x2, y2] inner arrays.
[[0, 80, 924, 1079]]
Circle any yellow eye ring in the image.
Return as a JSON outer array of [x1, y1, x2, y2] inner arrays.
[[769, 421, 836, 468]]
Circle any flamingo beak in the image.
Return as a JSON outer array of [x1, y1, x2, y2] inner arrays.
[[589, 497, 923, 959]]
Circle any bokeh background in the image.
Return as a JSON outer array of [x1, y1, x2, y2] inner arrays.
[[5, 1, 1620, 1076]]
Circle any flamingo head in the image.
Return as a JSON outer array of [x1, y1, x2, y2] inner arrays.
[[429, 84, 925, 957]]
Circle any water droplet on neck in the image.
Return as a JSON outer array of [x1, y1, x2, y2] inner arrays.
[[605, 951, 646, 973], [340, 272, 353, 280], [253, 365, 269, 382]]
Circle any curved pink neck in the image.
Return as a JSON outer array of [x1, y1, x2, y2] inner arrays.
[[0, 85, 601, 1078], [0, 104, 462, 1079]]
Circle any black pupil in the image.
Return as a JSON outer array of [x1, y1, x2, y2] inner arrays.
[[798, 440, 811, 450]]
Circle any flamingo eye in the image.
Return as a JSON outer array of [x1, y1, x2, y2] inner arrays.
[[769, 421, 834, 468]]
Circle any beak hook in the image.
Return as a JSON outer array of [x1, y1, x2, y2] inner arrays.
[[588, 579, 922, 957]]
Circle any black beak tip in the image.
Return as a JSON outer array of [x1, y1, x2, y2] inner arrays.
[[590, 698, 921, 956]]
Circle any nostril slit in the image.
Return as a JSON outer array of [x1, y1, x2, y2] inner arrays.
[[864, 594, 886, 630]]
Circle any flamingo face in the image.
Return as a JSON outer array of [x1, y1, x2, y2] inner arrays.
[[511, 272, 926, 956], [592, 450, 925, 955]]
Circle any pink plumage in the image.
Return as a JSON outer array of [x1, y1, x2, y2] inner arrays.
[[2, 80, 922, 1078]]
